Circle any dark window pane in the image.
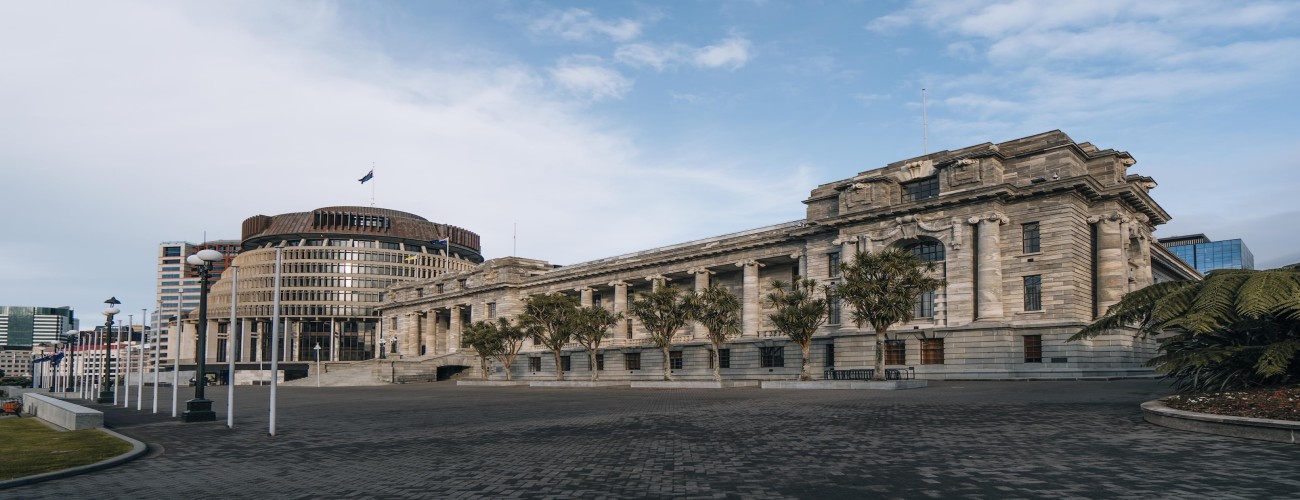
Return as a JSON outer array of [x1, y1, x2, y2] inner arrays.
[[1023, 222, 1040, 253], [902, 177, 939, 201]]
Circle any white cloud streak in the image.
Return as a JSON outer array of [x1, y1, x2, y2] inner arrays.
[[529, 8, 643, 42], [615, 37, 754, 71]]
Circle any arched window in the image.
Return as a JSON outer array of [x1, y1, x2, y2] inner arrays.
[[906, 240, 945, 262]]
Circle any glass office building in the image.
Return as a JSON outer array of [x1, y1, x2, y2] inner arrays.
[[1158, 234, 1255, 275]]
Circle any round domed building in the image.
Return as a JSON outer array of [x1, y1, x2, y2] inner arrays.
[[203, 206, 482, 366]]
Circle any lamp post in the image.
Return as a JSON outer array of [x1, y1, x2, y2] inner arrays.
[[64, 331, 77, 395], [183, 248, 223, 423], [98, 298, 121, 403]]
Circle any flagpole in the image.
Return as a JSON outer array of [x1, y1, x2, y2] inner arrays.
[[115, 321, 124, 406], [270, 245, 283, 436], [137, 308, 146, 410], [152, 306, 161, 413], [371, 164, 375, 207], [227, 265, 239, 428]]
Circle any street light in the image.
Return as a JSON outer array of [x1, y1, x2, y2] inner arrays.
[[99, 298, 121, 403], [314, 342, 322, 387], [183, 248, 223, 423], [378, 337, 387, 360]]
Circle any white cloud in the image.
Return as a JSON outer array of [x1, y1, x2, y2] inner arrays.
[[692, 37, 753, 70], [548, 56, 634, 101], [614, 37, 754, 72], [529, 8, 642, 42], [0, 2, 806, 321]]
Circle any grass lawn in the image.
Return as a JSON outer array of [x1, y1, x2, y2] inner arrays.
[[0, 418, 133, 481]]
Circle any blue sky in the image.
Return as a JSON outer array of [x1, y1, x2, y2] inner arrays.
[[2, 0, 1298, 325]]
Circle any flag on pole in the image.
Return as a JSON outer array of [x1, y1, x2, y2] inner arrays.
[[432, 238, 449, 246], [358, 169, 374, 184]]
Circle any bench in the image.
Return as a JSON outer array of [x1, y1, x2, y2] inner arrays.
[[20, 393, 103, 430]]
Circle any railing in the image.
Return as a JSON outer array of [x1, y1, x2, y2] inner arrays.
[[757, 330, 784, 338]]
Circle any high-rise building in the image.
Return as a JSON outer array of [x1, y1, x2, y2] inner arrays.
[[1158, 234, 1254, 275], [0, 306, 77, 347]]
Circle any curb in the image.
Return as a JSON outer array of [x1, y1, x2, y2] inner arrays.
[[0, 427, 149, 490], [1141, 398, 1299, 445]]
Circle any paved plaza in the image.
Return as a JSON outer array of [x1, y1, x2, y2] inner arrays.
[[8, 379, 1300, 499]]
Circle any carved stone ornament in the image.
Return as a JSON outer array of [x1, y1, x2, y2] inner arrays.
[[841, 182, 873, 211], [1086, 212, 1130, 224], [866, 215, 963, 251], [966, 212, 1009, 225], [950, 158, 981, 186]]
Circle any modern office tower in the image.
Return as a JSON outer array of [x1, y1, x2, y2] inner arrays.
[[0, 306, 76, 347], [1158, 234, 1255, 275]]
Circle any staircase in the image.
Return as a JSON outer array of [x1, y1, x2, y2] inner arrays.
[[284, 352, 482, 387]]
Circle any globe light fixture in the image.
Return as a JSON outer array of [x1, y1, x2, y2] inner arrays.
[[99, 297, 121, 403]]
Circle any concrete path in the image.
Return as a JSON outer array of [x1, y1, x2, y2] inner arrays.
[[8, 380, 1300, 499]]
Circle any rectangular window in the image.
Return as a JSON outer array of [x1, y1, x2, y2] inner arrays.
[[828, 252, 841, 278], [1024, 335, 1043, 363], [760, 346, 785, 368], [163, 246, 182, 257], [669, 351, 683, 370], [902, 177, 940, 201], [827, 296, 842, 325], [709, 348, 731, 369], [921, 338, 945, 365], [560, 355, 571, 372], [1023, 222, 1041, 253], [913, 291, 935, 318], [624, 353, 641, 370], [625, 319, 634, 339], [885, 340, 906, 365], [216, 337, 228, 362], [823, 344, 835, 368], [161, 274, 180, 279], [217, 323, 228, 334], [529, 357, 541, 372], [1024, 275, 1043, 311], [487, 302, 496, 318], [595, 353, 604, 371]]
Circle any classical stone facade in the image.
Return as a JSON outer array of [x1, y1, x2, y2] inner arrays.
[[378, 131, 1199, 380]]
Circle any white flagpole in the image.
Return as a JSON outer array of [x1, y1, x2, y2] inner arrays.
[[137, 308, 146, 410], [118, 319, 126, 405], [172, 312, 180, 417], [270, 246, 283, 436], [152, 311, 161, 413], [227, 266, 239, 428]]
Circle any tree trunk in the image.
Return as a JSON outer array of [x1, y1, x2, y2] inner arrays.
[[873, 329, 886, 381], [711, 344, 721, 383], [800, 342, 812, 381], [553, 348, 564, 381], [589, 349, 599, 381], [480, 356, 490, 380], [502, 356, 513, 381], [661, 345, 673, 381]]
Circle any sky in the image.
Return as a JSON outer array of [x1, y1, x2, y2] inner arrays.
[[2, 0, 1299, 327]]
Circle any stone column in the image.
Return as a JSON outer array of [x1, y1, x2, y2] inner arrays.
[[612, 282, 628, 314], [968, 212, 1008, 320], [330, 319, 339, 362], [691, 268, 713, 337], [579, 287, 593, 308], [1090, 213, 1129, 314], [238, 318, 251, 362], [646, 275, 666, 291], [738, 260, 763, 336], [449, 305, 461, 353], [1132, 218, 1154, 288], [792, 252, 807, 278]]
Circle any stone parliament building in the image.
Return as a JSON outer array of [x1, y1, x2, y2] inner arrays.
[[372, 130, 1199, 381]]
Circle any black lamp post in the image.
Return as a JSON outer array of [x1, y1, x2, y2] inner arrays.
[[183, 248, 223, 422], [98, 298, 121, 403]]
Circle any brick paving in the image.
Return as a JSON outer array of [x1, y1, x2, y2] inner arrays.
[[7, 380, 1300, 499]]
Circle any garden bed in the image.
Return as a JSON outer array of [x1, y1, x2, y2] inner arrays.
[[1163, 385, 1300, 422]]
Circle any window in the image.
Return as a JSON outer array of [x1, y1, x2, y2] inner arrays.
[[560, 355, 571, 372], [921, 338, 944, 364], [914, 291, 935, 318], [416, 288, 424, 297], [828, 252, 841, 277], [217, 323, 228, 334], [624, 353, 641, 370], [1024, 275, 1043, 311], [885, 340, 906, 365], [1023, 222, 1041, 253], [827, 296, 842, 325], [625, 319, 633, 339], [709, 349, 731, 369], [760, 346, 785, 368], [161, 274, 180, 279], [216, 338, 228, 362], [902, 177, 939, 201], [163, 246, 182, 257], [595, 353, 604, 371], [908, 240, 945, 262], [529, 357, 542, 372], [669, 351, 683, 370], [823, 344, 835, 368], [163, 259, 180, 264], [487, 303, 496, 318], [1024, 335, 1043, 363]]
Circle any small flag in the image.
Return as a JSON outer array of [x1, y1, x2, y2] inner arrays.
[[50, 352, 65, 366], [404, 255, 419, 262], [432, 237, 449, 246], [358, 169, 374, 184]]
